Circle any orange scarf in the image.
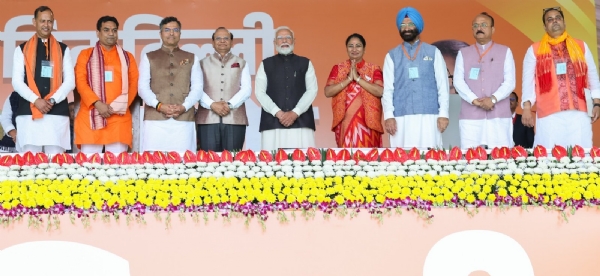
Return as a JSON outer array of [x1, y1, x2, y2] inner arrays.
[[535, 31, 587, 99], [23, 34, 63, 119]]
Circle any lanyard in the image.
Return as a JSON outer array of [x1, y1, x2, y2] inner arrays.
[[475, 42, 494, 63], [401, 41, 422, 61]]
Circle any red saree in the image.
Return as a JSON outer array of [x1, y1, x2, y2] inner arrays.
[[328, 59, 383, 148]]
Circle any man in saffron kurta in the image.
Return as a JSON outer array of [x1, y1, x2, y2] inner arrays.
[[75, 16, 138, 154], [454, 12, 516, 149], [522, 7, 600, 148]]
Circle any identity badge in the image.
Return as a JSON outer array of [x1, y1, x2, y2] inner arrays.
[[41, 60, 53, 78], [408, 67, 419, 79], [556, 63, 567, 75], [469, 67, 480, 80], [105, 66, 114, 82]]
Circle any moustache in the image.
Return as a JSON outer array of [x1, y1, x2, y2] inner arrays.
[[476, 30, 484, 34]]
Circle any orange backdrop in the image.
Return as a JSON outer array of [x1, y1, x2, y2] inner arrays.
[[0, 0, 597, 148]]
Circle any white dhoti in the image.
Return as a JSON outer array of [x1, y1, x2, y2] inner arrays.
[[389, 114, 442, 150], [16, 115, 71, 152], [141, 119, 196, 152], [459, 118, 513, 149], [260, 128, 315, 151], [535, 110, 592, 149]]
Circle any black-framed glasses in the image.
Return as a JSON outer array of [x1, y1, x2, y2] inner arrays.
[[509, 98, 517, 102]]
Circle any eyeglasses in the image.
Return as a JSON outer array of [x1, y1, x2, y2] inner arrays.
[[215, 37, 230, 42], [472, 23, 489, 29], [399, 23, 416, 29], [509, 98, 517, 102], [543, 6, 561, 14], [162, 28, 180, 33], [276, 36, 292, 41]]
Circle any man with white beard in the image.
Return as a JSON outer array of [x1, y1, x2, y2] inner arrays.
[[255, 26, 318, 150]]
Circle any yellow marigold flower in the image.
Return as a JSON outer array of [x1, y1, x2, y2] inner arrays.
[[375, 194, 386, 203], [521, 195, 529, 203], [334, 195, 344, 204], [466, 194, 475, 203], [1, 202, 11, 209], [464, 186, 473, 194], [443, 192, 453, 201], [526, 186, 536, 195], [572, 192, 582, 200], [475, 178, 485, 185], [482, 185, 492, 194], [487, 194, 496, 202], [508, 186, 517, 194], [497, 188, 507, 197], [286, 195, 296, 203], [458, 191, 466, 200], [477, 192, 487, 201], [365, 195, 374, 203], [537, 186, 546, 194], [434, 195, 444, 204], [473, 185, 481, 193]]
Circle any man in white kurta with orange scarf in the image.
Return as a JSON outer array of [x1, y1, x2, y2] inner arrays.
[[522, 7, 600, 149]]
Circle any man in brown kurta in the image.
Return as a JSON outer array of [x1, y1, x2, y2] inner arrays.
[[197, 27, 251, 152], [138, 16, 203, 152]]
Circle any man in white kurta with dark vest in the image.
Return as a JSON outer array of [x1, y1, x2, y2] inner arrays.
[[197, 27, 251, 152], [138, 16, 203, 152], [382, 7, 449, 150], [255, 26, 318, 151], [522, 7, 600, 148], [11, 6, 75, 154], [453, 12, 516, 149]]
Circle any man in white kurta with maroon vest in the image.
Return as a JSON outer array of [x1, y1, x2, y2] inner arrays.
[[197, 27, 251, 152], [12, 6, 75, 154], [453, 12, 516, 149], [255, 26, 318, 151], [522, 7, 600, 149], [138, 16, 203, 152]]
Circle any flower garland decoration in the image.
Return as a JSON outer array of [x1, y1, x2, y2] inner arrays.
[[1, 144, 600, 229]]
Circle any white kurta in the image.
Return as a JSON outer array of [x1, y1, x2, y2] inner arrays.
[[522, 41, 600, 148], [138, 53, 204, 153], [382, 43, 449, 150], [454, 43, 516, 149], [254, 58, 318, 151], [11, 45, 75, 151]]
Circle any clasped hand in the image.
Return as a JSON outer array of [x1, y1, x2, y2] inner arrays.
[[472, 97, 495, 111], [158, 104, 185, 118], [210, 101, 230, 117], [276, 111, 298, 127]]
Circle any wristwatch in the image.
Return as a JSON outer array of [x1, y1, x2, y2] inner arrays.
[[491, 97, 497, 104], [49, 98, 56, 104], [227, 102, 233, 109]]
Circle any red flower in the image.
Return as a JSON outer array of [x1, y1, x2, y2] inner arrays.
[[366, 148, 379, 162], [220, 150, 233, 162], [52, 153, 73, 165], [551, 145, 567, 159], [0, 155, 14, 166], [408, 147, 421, 161], [141, 152, 154, 164], [571, 145, 585, 158], [336, 149, 351, 161], [449, 147, 462, 161], [22, 151, 37, 166], [130, 152, 142, 164], [465, 148, 479, 162], [292, 149, 306, 161], [153, 151, 167, 164], [425, 149, 439, 160], [379, 149, 394, 162], [182, 150, 196, 163], [275, 149, 288, 163], [103, 151, 117, 165], [533, 145, 547, 158], [476, 146, 487, 160], [75, 152, 88, 165], [393, 148, 408, 163], [590, 147, 600, 159], [167, 151, 182, 163], [207, 150, 221, 163], [117, 152, 131, 165], [245, 150, 257, 163], [511, 146, 528, 159], [89, 153, 102, 164], [258, 150, 273, 162], [14, 154, 24, 166], [437, 149, 448, 161], [306, 147, 321, 161], [196, 150, 208, 162], [352, 150, 366, 162], [325, 149, 337, 161], [35, 152, 49, 164]]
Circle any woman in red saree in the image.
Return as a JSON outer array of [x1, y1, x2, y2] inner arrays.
[[324, 33, 384, 148]]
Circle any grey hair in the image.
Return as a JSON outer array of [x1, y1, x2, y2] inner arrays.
[[274, 26, 294, 40]]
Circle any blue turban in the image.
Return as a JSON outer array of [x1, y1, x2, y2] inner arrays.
[[396, 7, 424, 33]]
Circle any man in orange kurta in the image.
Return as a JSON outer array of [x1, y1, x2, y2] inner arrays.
[[74, 16, 138, 154]]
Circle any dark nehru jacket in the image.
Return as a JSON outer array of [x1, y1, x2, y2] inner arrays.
[[259, 53, 315, 132], [16, 38, 69, 117]]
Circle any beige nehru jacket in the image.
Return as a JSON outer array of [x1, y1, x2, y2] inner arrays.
[[196, 53, 248, 125], [144, 47, 196, 121]]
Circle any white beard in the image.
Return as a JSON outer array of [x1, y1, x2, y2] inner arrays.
[[276, 44, 294, 55]]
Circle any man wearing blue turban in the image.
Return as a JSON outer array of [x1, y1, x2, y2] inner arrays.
[[381, 6, 450, 149]]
